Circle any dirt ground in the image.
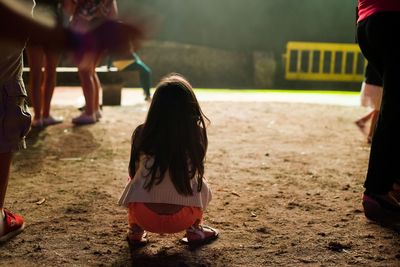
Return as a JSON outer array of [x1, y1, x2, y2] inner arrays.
[[1, 99, 399, 267]]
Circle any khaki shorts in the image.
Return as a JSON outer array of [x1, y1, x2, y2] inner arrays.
[[0, 86, 32, 153]]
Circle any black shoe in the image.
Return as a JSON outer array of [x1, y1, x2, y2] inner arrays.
[[363, 192, 400, 230]]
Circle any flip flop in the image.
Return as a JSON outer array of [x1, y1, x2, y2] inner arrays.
[[181, 225, 219, 247]]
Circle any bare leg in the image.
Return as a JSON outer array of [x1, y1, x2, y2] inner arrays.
[[0, 151, 25, 241], [0, 152, 13, 209], [367, 110, 380, 143], [78, 68, 95, 115], [355, 110, 375, 136], [357, 110, 374, 124], [42, 50, 60, 118], [26, 46, 45, 122], [73, 53, 98, 124], [93, 72, 101, 112], [93, 53, 103, 114]]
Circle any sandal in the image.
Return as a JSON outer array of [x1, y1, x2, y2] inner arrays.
[[127, 228, 148, 247], [72, 113, 96, 125], [42, 116, 64, 127], [181, 225, 219, 246]]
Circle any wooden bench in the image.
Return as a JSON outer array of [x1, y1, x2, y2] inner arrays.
[[23, 66, 124, 106]]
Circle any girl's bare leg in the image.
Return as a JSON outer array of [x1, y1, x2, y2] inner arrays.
[[72, 53, 98, 124], [26, 46, 45, 122], [367, 110, 379, 143], [93, 72, 101, 113], [43, 50, 61, 118], [78, 68, 95, 115], [93, 53, 103, 117]]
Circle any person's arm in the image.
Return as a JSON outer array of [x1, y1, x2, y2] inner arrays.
[[108, 0, 118, 19], [0, 0, 66, 48], [62, 0, 77, 21]]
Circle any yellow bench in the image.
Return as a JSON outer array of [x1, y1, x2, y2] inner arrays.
[[283, 42, 367, 82]]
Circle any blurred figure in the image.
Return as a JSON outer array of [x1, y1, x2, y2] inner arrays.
[[110, 52, 152, 101], [0, 0, 147, 243], [27, 0, 64, 128], [69, 0, 118, 125], [357, 0, 400, 229], [355, 64, 382, 144], [109, 1, 151, 101]]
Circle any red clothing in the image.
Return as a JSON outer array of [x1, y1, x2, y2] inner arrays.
[[358, 0, 400, 22], [128, 203, 203, 234]]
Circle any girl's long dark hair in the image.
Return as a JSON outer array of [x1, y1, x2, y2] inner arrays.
[[128, 73, 209, 196]]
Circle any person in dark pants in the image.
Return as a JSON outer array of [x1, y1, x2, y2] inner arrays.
[[357, 1, 400, 228], [109, 52, 152, 101]]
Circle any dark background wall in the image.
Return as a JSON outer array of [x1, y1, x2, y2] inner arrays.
[[52, 1, 360, 89], [120, 0, 357, 52], [116, 0, 360, 89]]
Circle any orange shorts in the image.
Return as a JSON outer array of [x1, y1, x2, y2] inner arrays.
[[128, 203, 203, 234]]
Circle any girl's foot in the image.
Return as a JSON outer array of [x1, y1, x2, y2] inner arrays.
[[31, 118, 43, 128], [72, 113, 96, 125], [95, 110, 102, 121], [127, 228, 148, 247], [42, 116, 64, 127], [182, 225, 219, 246]]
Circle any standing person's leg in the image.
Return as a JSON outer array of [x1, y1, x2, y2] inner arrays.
[[0, 160, 25, 243], [0, 89, 31, 242], [366, 53, 400, 192], [93, 72, 103, 120], [358, 13, 400, 222], [26, 46, 45, 127], [126, 60, 151, 101], [355, 109, 374, 135], [0, 152, 12, 212], [42, 50, 63, 126], [367, 110, 379, 144], [356, 64, 383, 142], [137, 62, 151, 101], [73, 53, 96, 125], [93, 53, 103, 120]]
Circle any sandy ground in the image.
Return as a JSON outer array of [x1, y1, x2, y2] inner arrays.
[[1, 91, 399, 267]]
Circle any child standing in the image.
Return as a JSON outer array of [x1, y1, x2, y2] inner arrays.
[[27, 0, 64, 128], [118, 73, 218, 246], [68, 0, 119, 124]]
